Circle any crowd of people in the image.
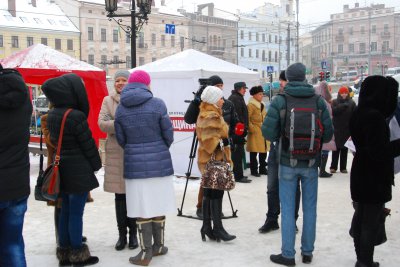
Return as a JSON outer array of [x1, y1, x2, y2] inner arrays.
[[0, 61, 399, 267]]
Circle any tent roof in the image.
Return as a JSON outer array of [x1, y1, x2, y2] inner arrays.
[[0, 44, 102, 71], [133, 49, 258, 78]]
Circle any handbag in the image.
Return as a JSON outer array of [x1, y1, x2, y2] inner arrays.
[[40, 109, 72, 201], [34, 131, 48, 201], [201, 140, 235, 191]]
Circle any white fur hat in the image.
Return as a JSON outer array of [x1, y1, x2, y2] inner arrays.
[[201, 86, 223, 105]]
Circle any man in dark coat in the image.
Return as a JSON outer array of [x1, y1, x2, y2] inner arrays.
[[349, 75, 400, 267], [0, 65, 32, 267], [228, 82, 251, 183]]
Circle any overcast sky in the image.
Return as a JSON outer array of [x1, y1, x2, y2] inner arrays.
[[166, 0, 399, 31]]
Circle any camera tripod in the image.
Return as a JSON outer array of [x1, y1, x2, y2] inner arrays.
[[177, 131, 238, 220]]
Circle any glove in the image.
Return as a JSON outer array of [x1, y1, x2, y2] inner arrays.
[[235, 122, 245, 136]]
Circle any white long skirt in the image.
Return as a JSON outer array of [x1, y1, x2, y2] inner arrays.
[[125, 176, 176, 218]]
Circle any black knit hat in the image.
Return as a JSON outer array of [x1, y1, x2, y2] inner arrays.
[[279, 70, 287, 81], [208, 75, 223, 86], [250, 85, 264, 96]]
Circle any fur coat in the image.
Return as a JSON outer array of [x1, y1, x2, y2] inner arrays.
[[98, 91, 125, 193], [196, 102, 233, 174], [246, 97, 269, 153]]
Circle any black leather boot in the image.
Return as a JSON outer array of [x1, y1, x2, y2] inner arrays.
[[211, 198, 236, 242], [128, 217, 139, 249], [319, 154, 333, 178], [200, 196, 215, 241], [115, 199, 128, 251]]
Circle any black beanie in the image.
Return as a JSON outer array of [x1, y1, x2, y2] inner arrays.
[[250, 85, 264, 96], [279, 70, 287, 81], [208, 75, 223, 86]]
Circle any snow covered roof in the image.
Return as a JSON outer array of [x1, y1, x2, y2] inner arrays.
[[0, 0, 79, 33], [0, 44, 102, 71]]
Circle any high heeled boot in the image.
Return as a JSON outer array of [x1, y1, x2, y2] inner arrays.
[[211, 198, 236, 242], [129, 220, 153, 266], [115, 199, 128, 250], [200, 196, 215, 241], [128, 217, 139, 249], [152, 218, 168, 256]]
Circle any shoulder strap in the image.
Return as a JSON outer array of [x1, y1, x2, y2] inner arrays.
[[54, 109, 72, 165]]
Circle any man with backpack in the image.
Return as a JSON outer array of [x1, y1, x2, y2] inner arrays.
[[262, 63, 333, 266]]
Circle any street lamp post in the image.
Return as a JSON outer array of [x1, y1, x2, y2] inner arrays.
[[104, 0, 152, 68]]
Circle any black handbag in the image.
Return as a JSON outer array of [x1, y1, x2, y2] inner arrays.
[[34, 132, 47, 201]]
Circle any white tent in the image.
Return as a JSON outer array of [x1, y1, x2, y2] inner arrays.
[[131, 49, 259, 176]]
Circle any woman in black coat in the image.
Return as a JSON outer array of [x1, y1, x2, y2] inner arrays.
[[349, 75, 400, 267], [330, 86, 356, 173], [42, 73, 102, 266]]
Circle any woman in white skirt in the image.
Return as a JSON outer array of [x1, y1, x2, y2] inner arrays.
[[115, 70, 175, 266]]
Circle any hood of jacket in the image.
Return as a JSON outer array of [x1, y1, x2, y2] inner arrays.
[[284, 81, 315, 97], [120, 83, 152, 107], [358, 75, 399, 118], [0, 68, 28, 110], [41, 73, 89, 117]]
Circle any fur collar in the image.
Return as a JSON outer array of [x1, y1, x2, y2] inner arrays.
[[248, 97, 261, 109]]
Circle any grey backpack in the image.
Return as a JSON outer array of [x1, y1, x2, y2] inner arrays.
[[279, 93, 323, 167]]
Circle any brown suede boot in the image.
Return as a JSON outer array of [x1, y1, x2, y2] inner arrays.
[[129, 220, 153, 266]]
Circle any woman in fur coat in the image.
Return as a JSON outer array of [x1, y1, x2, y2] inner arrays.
[[246, 85, 269, 177], [349, 75, 400, 267], [98, 70, 138, 251], [197, 86, 236, 242]]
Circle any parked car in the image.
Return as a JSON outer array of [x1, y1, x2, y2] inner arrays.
[[387, 67, 400, 76]]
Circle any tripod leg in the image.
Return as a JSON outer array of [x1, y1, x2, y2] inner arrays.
[[226, 191, 238, 218]]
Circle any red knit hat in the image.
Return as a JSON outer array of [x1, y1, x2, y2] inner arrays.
[[338, 86, 349, 94], [128, 70, 151, 86]]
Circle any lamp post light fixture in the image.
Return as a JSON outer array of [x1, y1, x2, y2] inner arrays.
[[104, 0, 152, 68]]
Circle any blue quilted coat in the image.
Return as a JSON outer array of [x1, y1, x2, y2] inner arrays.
[[115, 83, 174, 179]]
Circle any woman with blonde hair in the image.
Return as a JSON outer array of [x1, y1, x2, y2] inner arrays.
[[197, 86, 236, 242]]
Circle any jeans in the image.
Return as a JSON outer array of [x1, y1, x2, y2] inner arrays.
[[0, 196, 28, 267], [58, 192, 88, 249], [267, 143, 301, 221], [279, 164, 318, 258]]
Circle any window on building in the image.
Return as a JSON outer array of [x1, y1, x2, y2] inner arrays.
[[269, 34, 272, 43], [67, 39, 73, 50], [370, 42, 377, 52], [359, 43, 366, 53], [161, 35, 165, 46], [338, 44, 343, 54], [249, 49, 252, 58], [240, 47, 244, 57], [151, 33, 156, 46], [100, 55, 107, 66], [384, 24, 389, 33], [0, 35, 3, 47], [256, 32, 259, 42], [275, 35, 278, 44], [262, 34, 266, 42], [138, 32, 145, 48], [256, 49, 259, 58], [113, 29, 119, 42], [275, 51, 278, 62], [338, 28, 343, 35], [382, 41, 389, 52], [240, 30, 244, 39], [248, 32, 252, 40], [88, 54, 94, 65], [139, 57, 145, 66], [371, 25, 376, 34], [27, 37, 34, 47], [101, 28, 107, 42], [113, 56, 119, 68], [55, 39, 61, 50], [11, 36, 19, 48], [262, 50, 265, 61], [126, 56, 131, 69], [152, 57, 157, 62], [41, 37, 47, 45], [349, 27, 353, 35], [360, 26, 365, 35], [171, 36, 175, 47], [349, 43, 354, 53], [88, 27, 94, 41], [268, 51, 272, 61]]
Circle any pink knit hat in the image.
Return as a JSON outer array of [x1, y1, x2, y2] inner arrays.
[[128, 70, 151, 86]]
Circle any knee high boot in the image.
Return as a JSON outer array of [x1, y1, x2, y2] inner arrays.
[[152, 218, 168, 256], [129, 220, 153, 266], [200, 196, 215, 241], [211, 198, 236, 242], [319, 154, 333, 178], [115, 199, 128, 250], [128, 217, 139, 249]]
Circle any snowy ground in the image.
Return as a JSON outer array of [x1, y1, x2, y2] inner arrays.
[[25, 153, 400, 267]]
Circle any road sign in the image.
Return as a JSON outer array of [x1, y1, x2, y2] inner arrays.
[[321, 60, 327, 70], [267, 65, 274, 73], [165, 24, 175, 34]]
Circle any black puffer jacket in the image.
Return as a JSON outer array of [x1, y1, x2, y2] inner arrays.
[[350, 75, 400, 204], [228, 90, 248, 144], [42, 74, 101, 194], [0, 67, 32, 201]]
